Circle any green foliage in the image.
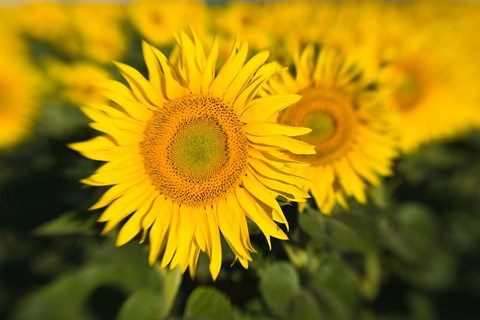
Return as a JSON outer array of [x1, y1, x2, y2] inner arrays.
[[11, 243, 181, 320], [34, 211, 97, 236], [259, 262, 300, 318], [184, 287, 234, 320]]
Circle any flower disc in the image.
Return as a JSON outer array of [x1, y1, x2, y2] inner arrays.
[[278, 87, 357, 166], [141, 94, 248, 207]]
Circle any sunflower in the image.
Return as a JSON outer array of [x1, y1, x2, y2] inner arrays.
[[338, 2, 479, 152], [0, 57, 40, 150], [46, 61, 112, 105], [70, 31, 314, 279], [265, 45, 398, 214], [129, 0, 207, 46]]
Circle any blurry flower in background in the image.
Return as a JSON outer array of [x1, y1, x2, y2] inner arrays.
[[266, 45, 398, 214], [0, 56, 41, 150], [67, 3, 127, 64], [70, 31, 313, 280], [211, 1, 271, 59], [45, 60, 112, 106], [378, 6, 479, 153], [15, 1, 81, 56], [129, 0, 208, 47], [323, 1, 480, 153]]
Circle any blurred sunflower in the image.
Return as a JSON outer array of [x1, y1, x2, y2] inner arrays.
[[266, 45, 398, 214], [46, 61, 112, 106], [16, 2, 77, 55], [211, 2, 271, 58], [68, 3, 126, 63], [70, 31, 313, 279], [129, 0, 207, 46], [348, 2, 479, 152], [0, 57, 41, 150]]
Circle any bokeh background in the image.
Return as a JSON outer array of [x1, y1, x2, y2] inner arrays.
[[1, 1, 480, 319]]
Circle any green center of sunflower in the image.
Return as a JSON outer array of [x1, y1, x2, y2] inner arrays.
[[170, 118, 228, 180], [278, 87, 357, 165], [393, 59, 425, 112], [141, 94, 249, 207], [303, 111, 336, 144]]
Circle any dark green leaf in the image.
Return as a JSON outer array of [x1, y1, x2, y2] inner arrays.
[[117, 288, 164, 320], [184, 287, 234, 320], [289, 289, 322, 320], [259, 262, 300, 318], [34, 211, 96, 236]]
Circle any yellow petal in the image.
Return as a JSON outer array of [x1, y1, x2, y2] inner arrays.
[[98, 182, 152, 223], [170, 205, 196, 272], [142, 41, 162, 91], [210, 42, 248, 97], [160, 203, 179, 269], [235, 187, 287, 249], [248, 158, 309, 187], [192, 207, 210, 254], [68, 136, 116, 161], [201, 38, 218, 93], [240, 94, 301, 122], [147, 197, 173, 265], [206, 205, 222, 280], [151, 46, 186, 100], [116, 193, 156, 246], [217, 198, 251, 261], [242, 174, 287, 227], [223, 50, 270, 103], [188, 245, 201, 278], [114, 61, 162, 108], [234, 62, 281, 112], [248, 134, 315, 155], [244, 122, 311, 137]]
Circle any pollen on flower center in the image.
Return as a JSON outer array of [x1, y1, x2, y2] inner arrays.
[[141, 94, 249, 207], [393, 60, 425, 111], [170, 117, 228, 180], [278, 87, 357, 165]]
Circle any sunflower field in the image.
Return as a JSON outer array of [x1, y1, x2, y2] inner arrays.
[[1, 1, 480, 319]]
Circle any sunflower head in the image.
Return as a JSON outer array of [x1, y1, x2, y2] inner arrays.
[[0, 57, 41, 150], [266, 44, 399, 214], [70, 30, 314, 280]]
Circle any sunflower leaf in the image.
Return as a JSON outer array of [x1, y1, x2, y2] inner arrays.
[[259, 262, 300, 318], [184, 287, 234, 320]]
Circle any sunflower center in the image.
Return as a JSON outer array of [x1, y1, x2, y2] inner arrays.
[[393, 60, 424, 111], [278, 87, 357, 165], [170, 118, 228, 180], [303, 111, 336, 144], [141, 94, 248, 207]]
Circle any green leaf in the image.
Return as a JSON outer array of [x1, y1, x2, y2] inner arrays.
[[117, 288, 164, 320], [289, 289, 322, 320], [298, 208, 326, 241], [118, 268, 181, 320], [184, 287, 234, 320], [310, 255, 359, 320], [160, 267, 182, 317], [327, 213, 380, 254], [34, 211, 97, 236], [259, 262, 300, 318], [11, 244, 160, 320]]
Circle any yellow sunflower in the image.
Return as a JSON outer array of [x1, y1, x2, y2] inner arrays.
[[129, 0, 207, 46], [265, 45, 398, 214], [341, 2, 479, 152], [0, 57, 40, 150], [46, 61, 112, 105], [70, 31, 314, 279]]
